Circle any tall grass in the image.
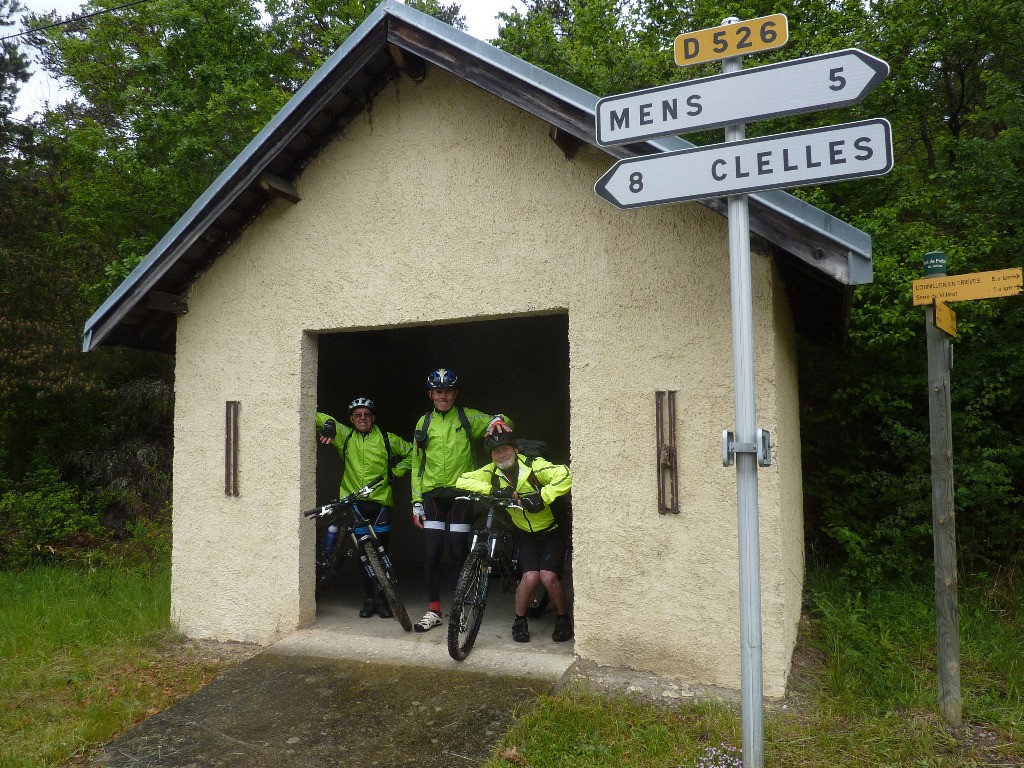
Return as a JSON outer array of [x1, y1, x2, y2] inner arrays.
[[484, 570, 1024, 768], [809, 571, 1024, 729], [0, 564, 181, 768]]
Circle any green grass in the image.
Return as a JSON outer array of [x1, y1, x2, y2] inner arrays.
[[483, 571, 1024, 768], [0, 564, 230, 768], [3, 563, 1021, 768]]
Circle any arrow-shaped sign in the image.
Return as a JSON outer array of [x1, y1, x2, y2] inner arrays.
[[595, 118, 893, 209], [595, 48, 889, 146]]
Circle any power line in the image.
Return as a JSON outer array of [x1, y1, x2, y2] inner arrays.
[[1, 0, 155, 42]]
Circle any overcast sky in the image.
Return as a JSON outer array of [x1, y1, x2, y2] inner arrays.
[[13, 0, 526, 118]]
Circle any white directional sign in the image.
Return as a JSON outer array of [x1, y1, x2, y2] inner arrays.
[[596, 49, 889, 146], [595, 118, 892, 209]]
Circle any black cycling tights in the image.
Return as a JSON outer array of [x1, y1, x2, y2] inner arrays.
[[422, 495, 472, 605]]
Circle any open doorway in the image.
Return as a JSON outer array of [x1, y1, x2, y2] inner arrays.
[[312, 312, 572, 632]]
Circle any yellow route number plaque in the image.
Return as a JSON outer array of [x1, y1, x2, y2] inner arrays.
[[674, 14, 789, 67]]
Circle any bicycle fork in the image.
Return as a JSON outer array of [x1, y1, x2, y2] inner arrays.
[[356, 533, 397, 586]]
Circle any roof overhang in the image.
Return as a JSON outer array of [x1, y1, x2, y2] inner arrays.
[[82, 0, 870, 354]]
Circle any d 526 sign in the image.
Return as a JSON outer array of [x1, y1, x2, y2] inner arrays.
[[674, 14, 788, 67]]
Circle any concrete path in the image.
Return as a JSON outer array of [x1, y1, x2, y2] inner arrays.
[[85, 566, 576, 767]]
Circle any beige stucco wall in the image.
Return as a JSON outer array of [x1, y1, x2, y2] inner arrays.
[[171, 66, 803, 697]]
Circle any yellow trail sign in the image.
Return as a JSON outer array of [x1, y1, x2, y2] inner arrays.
[[933, 300, 956, 337], [912, 267, 1023, 306]]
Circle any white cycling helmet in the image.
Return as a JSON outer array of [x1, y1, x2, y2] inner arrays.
[[348, 397, 376, 414]]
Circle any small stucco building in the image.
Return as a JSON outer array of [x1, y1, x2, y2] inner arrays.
[[83, 2, 872, 698]]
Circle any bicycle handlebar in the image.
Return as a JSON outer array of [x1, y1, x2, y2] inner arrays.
[[454, 493, 523, 513], [302, 476, 385, 518]]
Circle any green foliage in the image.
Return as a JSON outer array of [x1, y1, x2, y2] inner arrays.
[[0, 0, 30, 126], [495, 0, 677, 97], [0, 468, 109, 567]]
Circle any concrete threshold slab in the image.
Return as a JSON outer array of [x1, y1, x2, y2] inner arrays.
[[269, 600, 576, 684]]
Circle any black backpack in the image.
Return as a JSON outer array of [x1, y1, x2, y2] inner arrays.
[[339, 427, 399, 483], [414, 406, 476, 478]]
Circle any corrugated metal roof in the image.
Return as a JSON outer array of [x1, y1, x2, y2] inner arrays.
[[82, 0, 871, 354]]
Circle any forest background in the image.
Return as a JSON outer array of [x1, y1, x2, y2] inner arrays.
[[0, 0, 1022, 586]]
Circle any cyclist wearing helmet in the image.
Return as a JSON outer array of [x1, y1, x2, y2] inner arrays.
[[316, 397, 412, 618], [456, 430, 573, 643], [410, 367, 512, 632]]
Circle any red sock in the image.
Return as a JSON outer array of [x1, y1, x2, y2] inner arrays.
[[429, 601, 441, 615]]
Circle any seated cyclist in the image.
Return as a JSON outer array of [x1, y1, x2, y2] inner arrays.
[[455, 431, 573, 643]]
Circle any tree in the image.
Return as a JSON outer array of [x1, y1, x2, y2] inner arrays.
[[495, 0, 1024, 578]]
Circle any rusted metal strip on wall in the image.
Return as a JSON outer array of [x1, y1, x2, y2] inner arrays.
[[655, 391, 680, 514], [225, 401, 240, 497]]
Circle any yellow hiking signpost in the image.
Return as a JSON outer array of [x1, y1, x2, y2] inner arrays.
[[912, 267, 1023, 306], [932, 299, 956, 337], [916, 253, 1022, 730]]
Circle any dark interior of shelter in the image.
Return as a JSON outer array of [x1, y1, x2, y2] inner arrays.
[[315, 313, 571, 574]]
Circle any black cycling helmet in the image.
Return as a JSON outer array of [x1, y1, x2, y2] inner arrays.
[[348, 397, 376, 414], [484, 431, 517, 452], [426, 368, 458, 389]]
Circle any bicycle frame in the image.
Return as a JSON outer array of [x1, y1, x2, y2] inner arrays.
[[303, 478, 412, 631], [448, 494, 521, 660]]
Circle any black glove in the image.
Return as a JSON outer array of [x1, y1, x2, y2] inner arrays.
[[320, 419, 337, 440], [521, 492, 545, 513], [493, 485, 514, 500]]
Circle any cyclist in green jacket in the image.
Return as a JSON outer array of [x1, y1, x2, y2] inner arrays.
[[409, 368, 511, 632], [316, 397, 411, 618], [456, 430, 573, 643]]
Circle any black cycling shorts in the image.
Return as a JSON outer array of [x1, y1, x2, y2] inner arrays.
[[514, 526, 565, 575]]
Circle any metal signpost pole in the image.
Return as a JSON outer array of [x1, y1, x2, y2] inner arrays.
[[922, 251, 962, 727], [593, 16, 895, 765], [721, 28, 764, 768]]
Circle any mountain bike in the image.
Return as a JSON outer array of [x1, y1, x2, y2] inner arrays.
[[447, 493, 522, 661], [303, 477, 413, 632]]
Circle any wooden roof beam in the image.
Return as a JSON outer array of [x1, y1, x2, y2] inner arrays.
[[258, 172, 302, 204]]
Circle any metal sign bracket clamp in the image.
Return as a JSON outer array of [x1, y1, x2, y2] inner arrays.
[[723, 429, 772, 467]]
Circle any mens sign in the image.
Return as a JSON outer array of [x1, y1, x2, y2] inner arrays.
[[595, 49, 888, 146]]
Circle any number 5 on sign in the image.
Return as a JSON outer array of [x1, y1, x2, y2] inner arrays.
[[674, 14, 788, 67]]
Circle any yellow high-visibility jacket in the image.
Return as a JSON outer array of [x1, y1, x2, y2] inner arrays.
[[316, 412, 411, 506], [410, 407, 511, 502], [456, 454, 571, 533]]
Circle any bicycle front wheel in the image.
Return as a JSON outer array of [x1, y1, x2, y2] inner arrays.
[[448, 551, 490, 661], [363, 544, 413, 632]]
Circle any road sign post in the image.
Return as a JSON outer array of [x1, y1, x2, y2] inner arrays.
[[719, 43, 765, 768], [593, 16, 892, 767], [913, 258, 1024, 726]]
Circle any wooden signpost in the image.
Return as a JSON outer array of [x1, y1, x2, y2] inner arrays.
[[916, 254, 1023, 728]]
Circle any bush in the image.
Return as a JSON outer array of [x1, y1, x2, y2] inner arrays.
[[0, 467, 110, 568]]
